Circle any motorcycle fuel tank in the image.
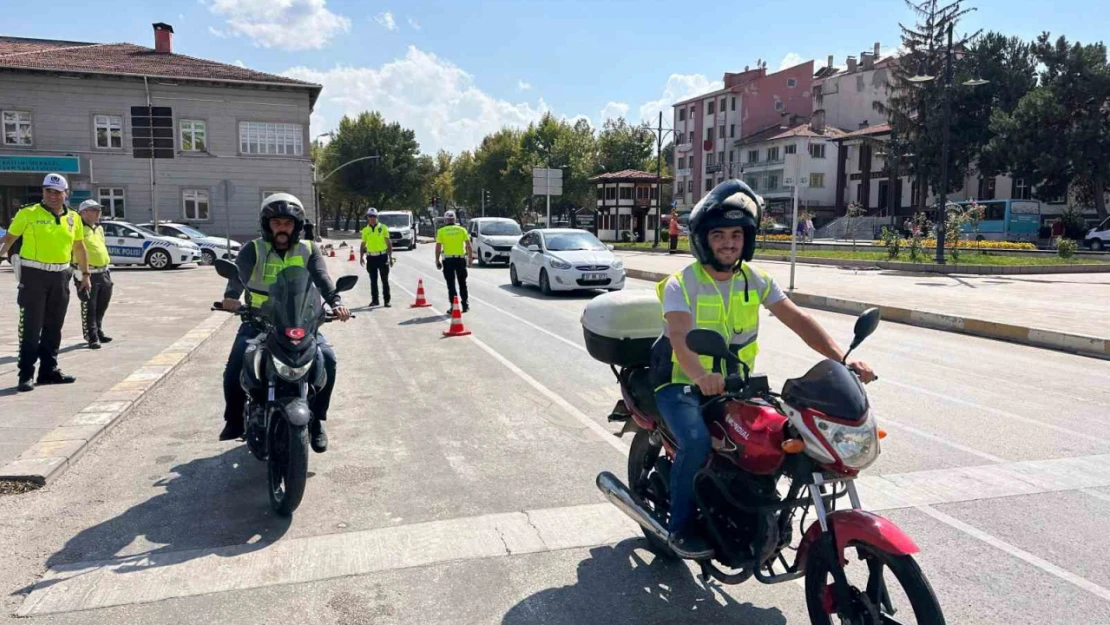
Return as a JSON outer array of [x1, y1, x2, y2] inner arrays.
[[709, 402, 788, 475]]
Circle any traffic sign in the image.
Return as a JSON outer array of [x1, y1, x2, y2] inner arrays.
[[532, 168, 563, 196]]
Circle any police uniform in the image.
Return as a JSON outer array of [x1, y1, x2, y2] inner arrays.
[[436, 222, 470, 308], [8, 187, 85, 384], [75, 203, 113, 348], [361, 221, 391, 306]]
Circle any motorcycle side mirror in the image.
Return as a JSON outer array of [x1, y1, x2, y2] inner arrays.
[[335, 275, 358, 293], [843, 307, 881, 363], [686, 329, 736, 362], [214, 258, 241, 285]]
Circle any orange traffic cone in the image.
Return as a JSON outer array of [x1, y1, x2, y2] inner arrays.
[[442, 297, 472, 337], [328, 248, 336, 257], [410, 279, 432, 308], [348, 248, 357, 262]]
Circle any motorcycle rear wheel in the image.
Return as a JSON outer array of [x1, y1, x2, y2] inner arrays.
[[268, 419, 309, 517], [804, 543, 945, 625], [627, 429, 674, 557]]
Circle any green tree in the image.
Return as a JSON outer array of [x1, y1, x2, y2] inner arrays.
[[982, 34, 1110, 219], [328, 112, 423, 216], [451, 150, 480, 214], [597, 117, 654, 174], [513, 113, 598, 223], [475, 128, 529, 220]]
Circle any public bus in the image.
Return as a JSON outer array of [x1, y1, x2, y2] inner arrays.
[[950, 199, 1040, 242]]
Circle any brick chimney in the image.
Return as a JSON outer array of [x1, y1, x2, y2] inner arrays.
[[846, 56, 858, 73], [153, 23, 174, 54], [874, 42, 881, 58]]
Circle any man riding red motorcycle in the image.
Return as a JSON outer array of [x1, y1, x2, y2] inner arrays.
[[651, 180, 876, 559]]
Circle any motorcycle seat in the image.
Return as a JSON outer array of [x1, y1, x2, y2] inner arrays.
[[622, 367, 661, 421]]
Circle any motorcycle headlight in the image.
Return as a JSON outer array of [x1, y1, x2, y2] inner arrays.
[[549, 257, 572, 270], [271, 354, 313, 381], [610, 259, 624, 270], [813, 412, 880, 470]]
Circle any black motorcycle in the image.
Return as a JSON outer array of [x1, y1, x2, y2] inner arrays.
[[214, 259, 356, 516]]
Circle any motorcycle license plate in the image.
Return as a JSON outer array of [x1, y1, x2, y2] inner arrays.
[[584, 272, 605, 281]]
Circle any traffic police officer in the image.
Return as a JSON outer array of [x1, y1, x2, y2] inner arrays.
[[434, 210, 473, 312], [0, 173, 91, 392], [359, 207, 393, 307], [74, 199, 113, 349]]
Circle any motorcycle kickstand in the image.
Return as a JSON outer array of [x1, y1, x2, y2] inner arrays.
[[697, 561, 712, 585]]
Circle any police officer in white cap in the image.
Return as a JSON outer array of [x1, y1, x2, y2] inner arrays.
[[0, 173, 91, 392], [74, 199, 114, 349]]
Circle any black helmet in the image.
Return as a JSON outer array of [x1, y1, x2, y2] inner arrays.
[[260, 193, 306, 244], [689, 179, 762, 272]]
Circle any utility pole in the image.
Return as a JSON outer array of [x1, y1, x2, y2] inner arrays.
[[654, 111, 663, 247], [481, 188, 486, 217], [935, 23, 954, 265]]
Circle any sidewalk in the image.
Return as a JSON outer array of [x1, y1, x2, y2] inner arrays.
[[618, 250, 1110, 358], [0, 265, 230, 482]]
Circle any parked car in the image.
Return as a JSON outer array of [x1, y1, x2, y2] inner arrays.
[[1084, 216, 1110, 251], [468, 217, 523, 265], [140, 222, 241, 265], [763, 222, 791, 236], [509, 228, 625, 295], [378, 210, 417, 250], [102, 220, 202, 269]]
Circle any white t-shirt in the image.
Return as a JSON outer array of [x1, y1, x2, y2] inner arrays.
[[662, 266, 785, 333]]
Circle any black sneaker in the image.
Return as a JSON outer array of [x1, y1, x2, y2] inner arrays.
[[462, 302, 470, 313], [88, 342, 102, 350], [17, 377, 34, 393], [309, 419, 328, 453], [369, 300, 380, 308], [383, 302, 392, 308], [668, 529, 713, 559], [98, 334, 113, 344], [219, 420, 245, 441], [37, 370, 76, 385]]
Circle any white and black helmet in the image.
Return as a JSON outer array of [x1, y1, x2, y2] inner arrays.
[[688, 179, 763, 271], [259, 193, 306, 244]]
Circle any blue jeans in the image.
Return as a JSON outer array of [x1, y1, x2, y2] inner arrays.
[[654, 383, 712, 534]]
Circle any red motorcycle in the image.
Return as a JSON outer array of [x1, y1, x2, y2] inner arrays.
[[583, 296, 944, 625]]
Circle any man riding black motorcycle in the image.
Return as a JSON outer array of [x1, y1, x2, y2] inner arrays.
[[219, 193, 351, 452], [650, 180, 876, 558]]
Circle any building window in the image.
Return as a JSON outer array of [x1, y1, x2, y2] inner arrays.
[[767, 147, 780, 162], [689, 105, 695, 116], [1013, 177, 1032, 200], [784, 144, 797, 155], [810, 173, 826, 188], [744, 175, 759, 190], [728, 150, 734, 164], [605, 186, 616, 200], [768, 174, 779, 190], [748, 150, 759, 164], [705, 178, 713, 192], [719, 97, 726, 111], [97, 187, 125, 219], [706, 153, 715, 166], [596, 186, 604, 200], [911, 180, 922, 206], [718, 151, 725, 168], [180, 120, 207, 152], [183, 189, 210, 220], [787, 78, 798, 88], [678, 108, 686, 122], [636, 187, 648, 200], [619, 214, 632, 231], [677, 181, 685, 194], [688, 130, 695, 143], [707, 101, 715, 115], [651, 186, 659, 200], [774, 100, 784, 112], [619, 187, 633, 200], [730, 97, 736, 111], [239, 122, 304, 155], [977, 177, 996, 200], [729, 124, 735, 138], [677, 156, 685, 169], [94, 115, 123, 149], [705, 127, 713, 141], [809, 143, 826, 158], [715, 125, 722, 139], [2, 110, 32, 146]]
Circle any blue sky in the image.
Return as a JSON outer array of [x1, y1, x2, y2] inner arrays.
[[5, 0, 1103, 155]]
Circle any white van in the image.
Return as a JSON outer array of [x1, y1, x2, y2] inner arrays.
[[1085, 216, 1110, 251], [468, 217, 523, 265], [378, 211, 417, 250]]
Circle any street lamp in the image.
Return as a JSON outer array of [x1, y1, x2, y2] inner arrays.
[[313, 153, 381, 233], [909, 23, 989, 264], [637, 112, 677, 247]]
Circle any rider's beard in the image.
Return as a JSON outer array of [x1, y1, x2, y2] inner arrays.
[[273, 233, 291, 250]]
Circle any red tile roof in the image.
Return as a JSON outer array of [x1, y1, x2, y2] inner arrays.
[[837, 123, 892, 139], [589, 169, 673, 182], [738, 122, 848, 144], [0, 36, 320, 103]]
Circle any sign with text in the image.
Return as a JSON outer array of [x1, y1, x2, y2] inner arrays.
[[0, 154, 80, 174], [532, 167, 563, 196]]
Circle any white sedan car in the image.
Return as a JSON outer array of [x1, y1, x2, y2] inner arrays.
[[509, 228, 625, 294]]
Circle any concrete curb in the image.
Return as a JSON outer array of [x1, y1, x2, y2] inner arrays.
[[0, 312, 234, 487], [624, 267, 1110, 360]]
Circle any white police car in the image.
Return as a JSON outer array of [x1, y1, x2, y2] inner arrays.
[[140, 222, 241, 265], [101, 220, 202, 269]]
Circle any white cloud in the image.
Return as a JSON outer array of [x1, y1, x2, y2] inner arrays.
[[284, 46, 550, 154], [517, 79, 532, 91], [638, 73, 723, 125], [779, 52, 807, 70], [208, 26, 229, 38], [374, 11, 397, 31], [205, 0, 351, 50], [600, 101, 629, 121], [407, 16, 421, 30], [233, 59, 247, 68]]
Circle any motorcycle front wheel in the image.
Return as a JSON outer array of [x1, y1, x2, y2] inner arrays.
[[268, 419, 309, 516], [804, 543, 945, 625]]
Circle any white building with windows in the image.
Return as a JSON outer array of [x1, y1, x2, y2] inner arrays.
[[734, 121, 846, 221], [590, 169, 669, 242], [0, 23, 321, 239]]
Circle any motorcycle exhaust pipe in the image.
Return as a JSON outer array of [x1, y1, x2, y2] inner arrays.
[[596, 471, 670, 545]]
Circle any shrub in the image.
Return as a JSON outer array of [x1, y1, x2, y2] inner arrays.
[[1056, 236, 1078, 259], [880, 226, 901, 260]]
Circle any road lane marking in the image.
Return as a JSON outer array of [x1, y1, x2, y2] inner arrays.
[[18, 503, 641, 616], [917, 505, 1110, 603], [878, 418, 1007, 463], [393, 282, 629, 458]]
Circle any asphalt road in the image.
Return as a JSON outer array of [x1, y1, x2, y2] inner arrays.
[[2, 245, 1109, 624]]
